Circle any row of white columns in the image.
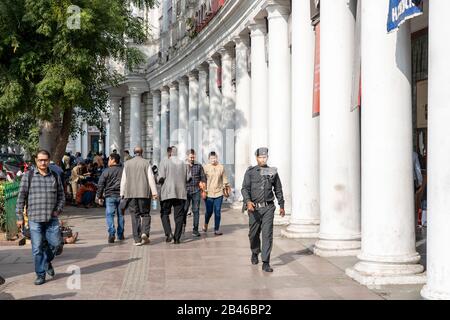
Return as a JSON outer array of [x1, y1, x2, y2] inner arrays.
[[283, 0, 450, 299], [149, 0, 292, 222], [106, 0, 450, 299]]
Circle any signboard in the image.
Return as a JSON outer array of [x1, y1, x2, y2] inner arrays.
[[387, 0, 423, 33], [310, 0, 320, 25], [416, 80, 428, 128]]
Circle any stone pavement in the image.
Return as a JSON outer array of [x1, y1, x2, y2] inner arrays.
[[0, 205, 425, 300]]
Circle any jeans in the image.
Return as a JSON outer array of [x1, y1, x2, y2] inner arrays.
[[184, 191, 201, 232], [205, 196, 223, 232], [29, 218, 62, 277], [105, 197, 125, 238]]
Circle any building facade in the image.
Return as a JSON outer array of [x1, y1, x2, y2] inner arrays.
[[71, 0, 450, 299]]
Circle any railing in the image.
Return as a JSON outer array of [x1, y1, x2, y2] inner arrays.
[[0, 180, 21, 240]]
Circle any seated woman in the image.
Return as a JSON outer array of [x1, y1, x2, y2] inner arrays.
[[76, 181, 97, 208]]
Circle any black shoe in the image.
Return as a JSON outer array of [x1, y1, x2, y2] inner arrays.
[[174, 239, 181, 245], [251, 253, 259, 265], [0, 275, 5, 285], [192, 230, 201, 237], [34, 276, 46, 286], [108, 235, 115, 244], [166, 234, 174, 243], [262, 263, 273, 273], [118, 235, 125, 241], [46, 263, 55, 277]]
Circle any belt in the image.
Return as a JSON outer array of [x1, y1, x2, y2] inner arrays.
[[255, 201, 274, 209]]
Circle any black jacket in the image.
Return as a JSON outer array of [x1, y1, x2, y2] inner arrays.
[[96, 165, 123, 199], [241, 165, 285, 209]]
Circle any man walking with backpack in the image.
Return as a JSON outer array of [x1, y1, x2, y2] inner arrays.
[[15, 150, 65, 285]]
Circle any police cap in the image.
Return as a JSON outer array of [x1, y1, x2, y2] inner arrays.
[[255, 147, 269, 157]]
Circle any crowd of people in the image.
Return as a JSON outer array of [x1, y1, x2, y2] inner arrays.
[[11, 145, 288, 286]]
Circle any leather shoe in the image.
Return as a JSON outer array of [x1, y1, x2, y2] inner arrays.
[[174, 239, 181, 245], [46, 263, 55, 277], [166, 234, 174, 243], [108, 235, 115, 244], [34, 276, 46, 286], [251, 253, 259, 265], [192, 230, 201, 237], [262, 263, 273, 273]]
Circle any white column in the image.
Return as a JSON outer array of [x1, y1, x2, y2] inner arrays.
[[266, 1, 292, 225], [208, 57, 223, 162], [82, 121, 89, 159], [281, 0, 320, 238], [188, 71, 199, 154], [249, 20, 269, 163], [105, 120, 110, 156], [160, 86, 170, 162], [109, 96, 122, 155], [128, 87, 145, 150], [178, 77, 189, 160], [75, 131, 82, 155], [169, 83, 179, 147], [233, 35, 252, 205], [314, 0, 361, 257], [346, 0, 425, 284], [152, 90, 161, 166], [198, 65, 210, 164], [421, 0, 450, 299], [219, 47, 235, 191]]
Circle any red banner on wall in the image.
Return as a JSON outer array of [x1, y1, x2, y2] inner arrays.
[[312, 23, 320, 117]]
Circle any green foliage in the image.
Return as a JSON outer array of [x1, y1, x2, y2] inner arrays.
[[0, 0, 155, 146]]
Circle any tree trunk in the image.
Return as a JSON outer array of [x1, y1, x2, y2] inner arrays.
[[39, 107, 73, 166], [53, 108, 73, 166]]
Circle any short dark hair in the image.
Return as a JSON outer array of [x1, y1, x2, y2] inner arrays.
[[113, 149, 117, 153], [124, 150, 130, 155], [110, 153, 121, 164], [167, 147, 172, 153], [209, 151, 217, 158], [36, 150, 51, 159], [187, 149, 196, 156]]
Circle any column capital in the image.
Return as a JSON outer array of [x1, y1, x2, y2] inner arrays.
[[128, 87, 146, 97], [265, 0, 291, 19], [109, 95, 123, 104], [218, 47, 233, 60], [207, 57, 219, 68], [233, 34, 250, 48], [168, 82, 179, 90], [248, 19, 267, 36], [188, 70, 198, 81], [160, 86, 170, 94], [178, 76, 189, 86], [151, 89, 161, 96], [197, 64, 209, 73]]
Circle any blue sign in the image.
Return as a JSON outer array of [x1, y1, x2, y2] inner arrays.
[[387, 0, 423, 33]]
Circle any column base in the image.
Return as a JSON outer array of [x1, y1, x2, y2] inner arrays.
[[421, 285, 450, 300], [281, 223, 319, 239], [314, 239, 361, 257], [346, 260, 426, 286]]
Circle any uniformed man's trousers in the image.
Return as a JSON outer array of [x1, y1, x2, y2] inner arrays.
[[248, 204, 275, 263]]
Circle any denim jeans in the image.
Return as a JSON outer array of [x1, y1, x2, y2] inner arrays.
[[105, 196, 125, 238], [184, 191, 201, 232], [29, 218, 62, 277], [205, 196, 223, 232]]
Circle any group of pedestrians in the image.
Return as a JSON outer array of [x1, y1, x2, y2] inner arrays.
[[12, 145, 286, 286]]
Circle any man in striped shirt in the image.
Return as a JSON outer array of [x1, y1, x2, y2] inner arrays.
[[16, 150, 65, 286]]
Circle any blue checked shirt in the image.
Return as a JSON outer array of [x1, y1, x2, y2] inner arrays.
[[16, 169, 65, 223], [186, 163, 207, 195]]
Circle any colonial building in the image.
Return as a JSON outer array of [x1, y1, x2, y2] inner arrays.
[[70, 0, 450, 299]]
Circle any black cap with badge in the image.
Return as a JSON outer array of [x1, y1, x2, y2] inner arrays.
[[255, 147, 269, 157]]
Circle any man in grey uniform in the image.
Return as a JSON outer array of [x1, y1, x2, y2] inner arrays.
[[241, 148, 285, 273]]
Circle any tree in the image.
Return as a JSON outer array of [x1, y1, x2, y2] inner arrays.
[[0, 0, 154, 164]]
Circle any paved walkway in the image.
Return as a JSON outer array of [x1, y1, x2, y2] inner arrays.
[[0, 205, 424, 300]]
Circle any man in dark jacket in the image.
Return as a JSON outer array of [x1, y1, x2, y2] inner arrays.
[[96, 153, 124, 243]]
